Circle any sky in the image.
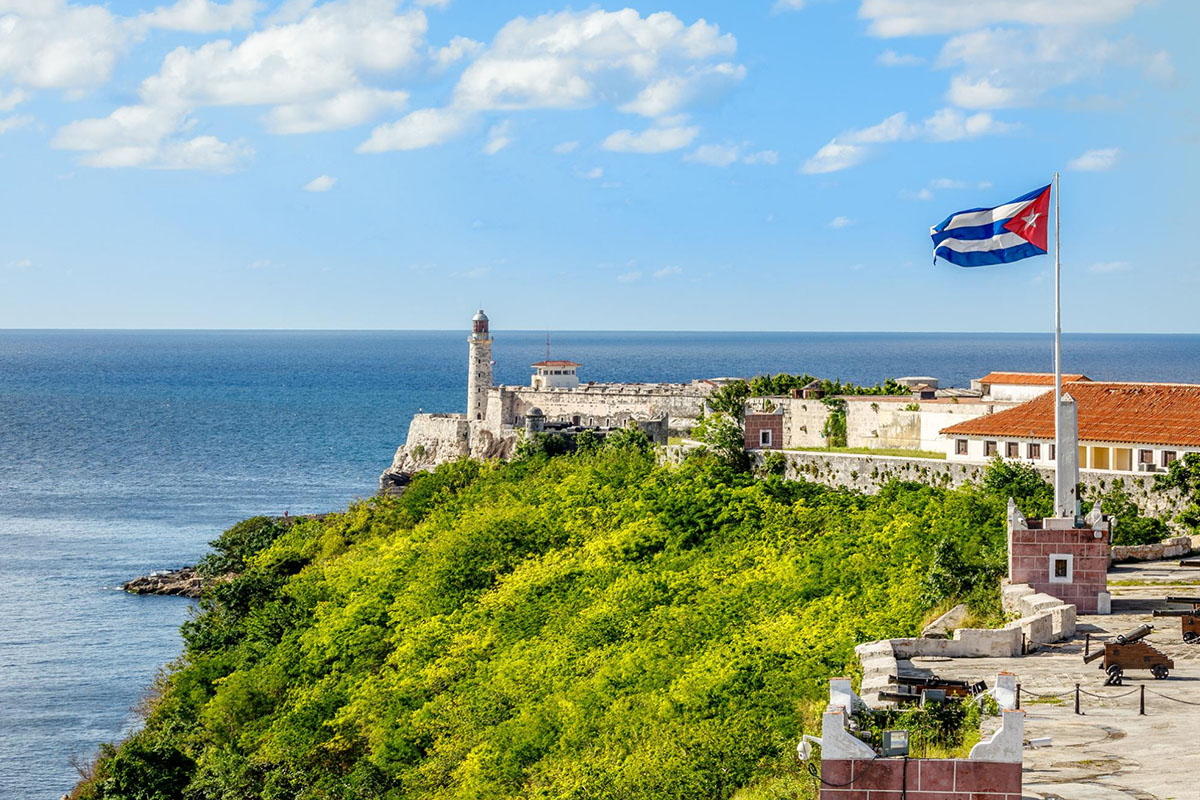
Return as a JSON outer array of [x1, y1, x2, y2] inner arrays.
[[0, 0, 1196, 332]]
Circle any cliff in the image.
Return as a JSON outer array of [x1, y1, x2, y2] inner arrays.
[[380, 413, 517, 493]]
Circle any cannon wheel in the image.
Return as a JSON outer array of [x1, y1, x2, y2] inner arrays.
[[1184, 632, 1198, 644], [1105, 665, 1124, 686], [1152, 665, 1170, 680]]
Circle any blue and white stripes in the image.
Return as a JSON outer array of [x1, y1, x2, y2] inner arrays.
[[931, 184, 1051, 267]]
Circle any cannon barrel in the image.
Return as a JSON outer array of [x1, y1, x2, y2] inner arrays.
[[1165, 596, 1200, 605], [1083, 648, 1106, 664], [1116, 624, 1154, 645], [1153, 609, 1197, 617]]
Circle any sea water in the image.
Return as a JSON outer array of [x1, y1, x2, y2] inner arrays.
[[2, 329, 1199, 798]]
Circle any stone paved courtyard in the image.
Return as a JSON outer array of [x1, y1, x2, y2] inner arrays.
[[909, 561, 1200, 800]]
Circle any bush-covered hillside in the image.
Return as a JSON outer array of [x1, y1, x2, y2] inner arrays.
[[75, 440, 1022, 800]]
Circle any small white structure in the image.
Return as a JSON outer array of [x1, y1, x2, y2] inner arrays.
[[531, 360, 581, 390], [975, 371, 1090, 403]]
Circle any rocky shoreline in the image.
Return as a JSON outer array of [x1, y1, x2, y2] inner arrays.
[[122, 567, 203, 598]]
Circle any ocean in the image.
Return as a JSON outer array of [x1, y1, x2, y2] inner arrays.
[[2, 329, 1199, 798]]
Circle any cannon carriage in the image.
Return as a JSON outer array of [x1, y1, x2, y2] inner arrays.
[[1082, 624, 1173, 685], [1152, 596, 1200, 644]]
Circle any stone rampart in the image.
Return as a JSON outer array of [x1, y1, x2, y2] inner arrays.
[[486, 383, 710, 436], [737, 450, 1187, 524]]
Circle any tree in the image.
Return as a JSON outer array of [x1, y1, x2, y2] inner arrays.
[[693, 412, 751, 471], [706, 380, 750, 421], [1155, 453, 1200, 533]]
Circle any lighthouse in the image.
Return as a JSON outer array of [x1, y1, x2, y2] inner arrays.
[[467, 309, 492, 420]]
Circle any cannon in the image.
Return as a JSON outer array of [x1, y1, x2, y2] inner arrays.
[[1152, 596, 1200, 643], [1082, 624, 1173, 685], [879, 673, 988, 704]]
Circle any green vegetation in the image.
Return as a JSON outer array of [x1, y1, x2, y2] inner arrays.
[[786, 446, 946, 460], [1156, 453, 1200, 534], [745, 374, 910, 398], [1086, 479, 1170, 546], [76, 444, 1037, 800], [856, 697, 984, 758]]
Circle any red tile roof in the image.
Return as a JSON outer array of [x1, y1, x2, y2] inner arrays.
[[942, 382, 1200, 447], [979, 371, 1090, 386], [532, 360, 581, 368]]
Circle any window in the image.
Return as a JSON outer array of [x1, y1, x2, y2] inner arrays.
[[1049, 553, 1074, 584], [1139, 449, 1154, 465], [1048, 444, 1056, 460], [760, 429, 772, 447], [1006, 442, 1019, 458], [1163, 451, 1178, 467], [984, 441, 997, 457], [1027, 443, 1041, 459], [955, 439, 968, 456]]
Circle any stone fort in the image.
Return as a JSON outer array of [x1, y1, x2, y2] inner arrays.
[[380, 310, 717, 489]]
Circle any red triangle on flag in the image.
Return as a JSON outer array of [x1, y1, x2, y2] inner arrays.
[[1002, 185, 1051, 251]]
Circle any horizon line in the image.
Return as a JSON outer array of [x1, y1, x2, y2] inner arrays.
[[1, 328, 1199, 336]]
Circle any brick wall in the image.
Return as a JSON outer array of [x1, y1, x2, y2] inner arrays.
[[744, 412, 783, 450], [1010, 527, 1109, 614], [820, 758, 1021, 799]]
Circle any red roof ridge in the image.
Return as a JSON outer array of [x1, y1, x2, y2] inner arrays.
[[532, 360, 581, 367]]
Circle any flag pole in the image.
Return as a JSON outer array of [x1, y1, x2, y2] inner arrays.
[[1053, 170, 1063, 514]]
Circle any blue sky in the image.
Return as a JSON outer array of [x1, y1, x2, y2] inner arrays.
[[0, 0, 1195, 331]]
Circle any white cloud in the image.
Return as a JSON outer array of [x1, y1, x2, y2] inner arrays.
[[803, 140, 869, 174], [828, 216, 854, 228], [266, 88, 409, 134], [654, 265, 682, 278], [877, 49, 923, 66], [685, 143, 739, 167], [602, 125, 698, 154], [364, 9, 743, 153], [805, 108, 1013, 173], [921, 108, 1015, 141], [5, 258, 32, 269], [929, 177, 966, 189], [618, 63, 746, 118], [430, 35, 482, 69], [1068, 147, 1120, 171], [138, 0, 260, 33], [452, 10, 738, 114], [772, 0, 805, 12], [900, 187, 934, 201], [1089, 260, 1130, 274], [303, 174, 336, 191], [937, 27, 1172, 111], [55, 0, 431, 168], [0, 0, 130, 90], [577, 166, 603, 179], [617, 271, 642, 283], [0, 88, 29, 111], [743, 149, 778, 165], [358, 107, 469, 152], [483, 119, 512, 154], [859, 0, 1151, 38], [553, 140, 579, 154], [0, 115, 32, 134], [685, 143, 779, 167]]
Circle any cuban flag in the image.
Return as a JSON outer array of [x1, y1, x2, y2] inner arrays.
[[931, 184, 1051, 267]]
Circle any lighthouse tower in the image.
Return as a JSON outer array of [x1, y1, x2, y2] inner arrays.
[[467, 309, 492, 420]]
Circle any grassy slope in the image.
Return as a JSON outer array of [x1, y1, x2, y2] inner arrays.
[[74, 444, 1013, 800]]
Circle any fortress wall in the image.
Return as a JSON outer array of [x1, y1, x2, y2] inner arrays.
[[779, 398, 831, 449], [488, 385, 710, 431], [649, 447, 1189, 524], [842, 400, 1008, 453]]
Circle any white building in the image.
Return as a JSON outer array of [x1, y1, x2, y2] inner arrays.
[[974, 371, 1090, 403], [942, 381, 1200, 473], [530, 360, 581, 390]]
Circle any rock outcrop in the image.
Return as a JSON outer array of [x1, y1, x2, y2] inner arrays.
[[123, 567, 203, 598]]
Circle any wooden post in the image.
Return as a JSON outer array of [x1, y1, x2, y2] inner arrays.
[[1140, 684, 1146, 716], [1075, 683, 1081, 715]]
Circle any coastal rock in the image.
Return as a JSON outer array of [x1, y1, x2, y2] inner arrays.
[[123, 567, 203, 598]]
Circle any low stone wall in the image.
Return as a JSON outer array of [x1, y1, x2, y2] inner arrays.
[[739, 450, 1186, 525], [1112, 535, 1196, 563]]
